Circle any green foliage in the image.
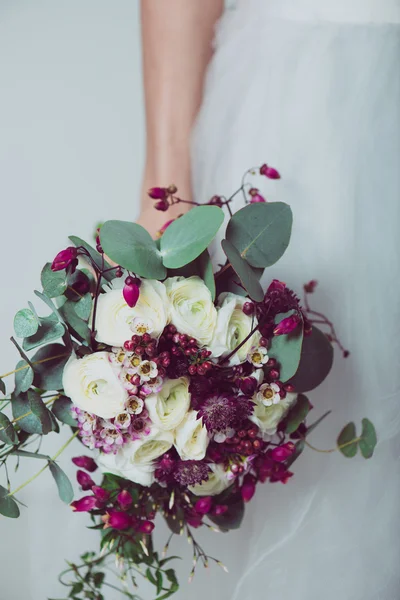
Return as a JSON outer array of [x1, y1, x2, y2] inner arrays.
[[49, 461, 74, 504], [14, 360, 34, 395], [29, 390, 57, 435], [100, 221, 166, 279], [288, 325, 334, 392], [359, 418, 377, 459], [0, 485, 20, 518], [284, 394, 311, 434], [14, 308, 39, 338], [60, 301, 91, 344], [31, 343, 70, 391], [337, 422, 358, 458], [221, 239, 264, 301], [0, 378, 5, 395], [160, 206, 224, 269], [73, 293, 92, 321], [22, 315, 65, 351], [226, 202, 292, 268], [69, 236, 114, 282], [52, 396, 77, 427], [285, 439, 306, 468], [0, 413, 18, 445], [268, 310, 304, 382], [208, 490, 244, 531], [337, 419, 377, 459], [12, 392, 43, 434], [41, 263, 68, 298]]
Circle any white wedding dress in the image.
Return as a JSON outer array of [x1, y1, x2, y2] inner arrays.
[[182, 1, 400, 599]]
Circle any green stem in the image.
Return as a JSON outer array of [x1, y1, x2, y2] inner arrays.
[[304, 436, 362, 454]]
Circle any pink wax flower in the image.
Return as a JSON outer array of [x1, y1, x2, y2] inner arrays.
[[241, 474, 256, 503], [76, 470, 95, 491], [260, 163, 281, 179], [117, 490, 133, 510], [71, 496, 96, 512], [270, 442, 296, 463], [51, 247, 77, 272], [273, 313, 300, 336], [72, 456, 98, 472], [194, 496, 212, 515], [248, 188, 266, 203]]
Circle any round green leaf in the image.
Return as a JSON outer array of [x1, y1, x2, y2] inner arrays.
[[14, 360, 34, 395], [41, 263, 68, 298], [100, 220, 166, 279], [0, 413, 18, 445], [65, 270, 92, 302], [268, 310, 304, 382], [28, 390, 53, 435], [226, 202, 293, 268], [12, 392, 43, 434], [359, 418, 377, 459], [52, 396, 77, 427], [0, 485, 20, 518], [288, 325, 334, 392], [0, 378, 5, 395], [74, 293, 92, 321], [208, 490, 244, 531], [60, 301, 91, 344], [221, 239, 264, 301], [284, 394, 311, 434], [32, 343, 71, 391], [22, 316, 65, 351], [49, 461, 74, 504], [160, 206, 224, 269], [14, 308, 39, 338], [337, 422, 358, 458], [69, 236, 114, 282]]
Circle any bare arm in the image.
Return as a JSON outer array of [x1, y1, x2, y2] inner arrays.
[[138, 0, 224, 236]]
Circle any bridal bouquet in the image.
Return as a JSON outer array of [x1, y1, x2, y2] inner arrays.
[[0, 165, 377, 599]]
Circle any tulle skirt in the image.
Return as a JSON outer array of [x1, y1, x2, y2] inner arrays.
[[177, 3, 400, 599]]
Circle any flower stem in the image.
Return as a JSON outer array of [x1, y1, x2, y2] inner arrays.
[[0, 353, 69, 380], [0, 395, 59, 432], [214, 263, 233, 279], [303, 436, 362, 454]]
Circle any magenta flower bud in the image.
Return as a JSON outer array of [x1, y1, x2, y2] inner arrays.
[[208, 195, 223, 208], [123, 283, 140, 308], [270, 442, 296, 463], [303, 279, 318, 294], [260, 164, 281, 179], [213, 504, 228, 516], [148, 187, 168, 200], [249, 188, 266, 203], [155, 199, 170, 212], [117, 489, 133, 510], [103, 510, 132, 530], [194, 496, 212, 515], [137, 520, 155, 534], [92, 486, 110, 503], [72, 456, 98, 473], [76, 470, 95, 491], [267, 279, 286, 294], [273, 313, 300, 336], [241, 475, 256, 503], [71, 496, 96, 512], [51, 247, 78, 272], [239, 376, 258, 396]]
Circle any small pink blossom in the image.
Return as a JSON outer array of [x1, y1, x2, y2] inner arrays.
[[117, 490, 133, 510], [71, 496, 96, 512], [273, 313, 300, 336], [51, 247, 77, 271], [103, 510, 132, 530], [71, 456, 98, 473], [92, 486, 110, 504], [260, 164, 281, 179], [76, 470, 95, 491], [248, 188, 266, 203], [270, 442, 296, 463]]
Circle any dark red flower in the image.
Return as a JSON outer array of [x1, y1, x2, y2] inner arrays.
[[92, 486, 110, 504], [103, 510, 132, 530], [173, 460, 210, 487], [260, 164, 281, 179], [117, 490, 133, 510], [148, 187, 168, 200], [248, 188, 266, 203], [76, 470, 95, 491], [137, 520, 155, 534], [72, 456, 98, 472], [241, 474, 256, 503], [51, 247, 78, 272], [194, 496, 212, 515], [71, 496, 96, 512]]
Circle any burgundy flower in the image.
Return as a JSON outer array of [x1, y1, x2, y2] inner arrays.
[[241, 474, 256, 503], [197, 394, 237, 432], [208, 195, 224, 208], [71, 496, 96, 512], [148, 187, 168, 200], [117, 490, 133, 510], [304, 280, 318, 294], [249, 188, 266, 203], [155, 199, 170, 212], [92, 486, 110, 504], [273, 313, 300, 336], [260, 164, 281, 179], [270, 442, 296, 462], [173, 460, 210, 487], [72, 456, 98, 472], [76, 470, 95, 491], [137, 520, 155, 534], [103, 510, 132, 530], [51, 247, 78, 272], [194, 496, 212, 515], [267, 279, 286, 294]]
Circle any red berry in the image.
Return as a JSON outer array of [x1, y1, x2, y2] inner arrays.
[[202, 361, 212, 371], [238, 430, 247, 439], [242, 302, 254, 316], [162, 357, 170, 367], [197, 365, 207, 376], [135, 345, 145, 355], [131, 335, 140, 344], [142, 333, 151, 343], [253, 439, 262, 451], [248, 428, 258, 439], [267, 358, 277, 368], [184, 348, 193, 356], [188, 365, 197, 375], [188, 338, 197, 347], [115, 268, 123, 278], [125, 276, 135, 286], [269, 368, 280, 380], [284, 383, 295, 393], [124, 340, 135, 351], [259, 337, 268, 347], [168, 324, 177, 334]]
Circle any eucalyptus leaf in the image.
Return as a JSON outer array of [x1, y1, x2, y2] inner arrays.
[[269, 310, 304, 382], [100, 221, 166, 279], [12, 392, 43, 434], [65, 269, 92, 301], [22, 315, 65, 351], [28, 390, 53, 435], [15, 360, 34, 395], [226, 202, 292, 268], [337, 422, 358, 458], [359, 418, 377, 459], [52, 396, 77, 426], [74, 293, 92, 321], [288, 325, 334, 392], [60, 301, 91, 344], [34, 290, 66, 324], [208, 491, 244, 531], [27, 302, 40, 326], [0, 378, 5, 395], [221, 239, 264, 301], [0, 413, 18, 445], [14, 308, 39, 338], [41, 263, 68, 298], [49, 461, 74, 504], [0, 485, 20, 518], [284, 394, 311, 434], [285, 439, 305, 468], [69, 236, 114, 282], [14, 449, 50, 460], [31, 343, 70, 391], [160, 206, 224, 269]]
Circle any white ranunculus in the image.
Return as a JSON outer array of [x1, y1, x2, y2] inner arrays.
[[130, 427, 174, 464], [165, 276, 217, 346], [62, 352, 127, 419], [99, 447, 156, 487], [209, 292, 260, 365], [145, 377, 191, 431], [189, 463, 231, 497], [175, 410, 209, 461], [249, 392, 297, 436], [94, 279, 169, 347]]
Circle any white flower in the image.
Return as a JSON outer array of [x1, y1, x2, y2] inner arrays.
[[249, 392, 297, 435], [247, 345, 269, 368], [130, 427, 174, 464], [62, 352, 127, 419], [141, 376, 163, 395], [136, 360, 158, 382], [125, 395, 144, 415], [145, 377, 190, 431], [209, 293, 260, 365], [257, 382, 281, 406], [119, 368, 138, 394], [175, 410, 209, 461], [189, 463, 231, 497], [114, 412, 131, 429], [130, 317, 154, 336], [165, 276, 217, 346], [95, 279, 169, 347]]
